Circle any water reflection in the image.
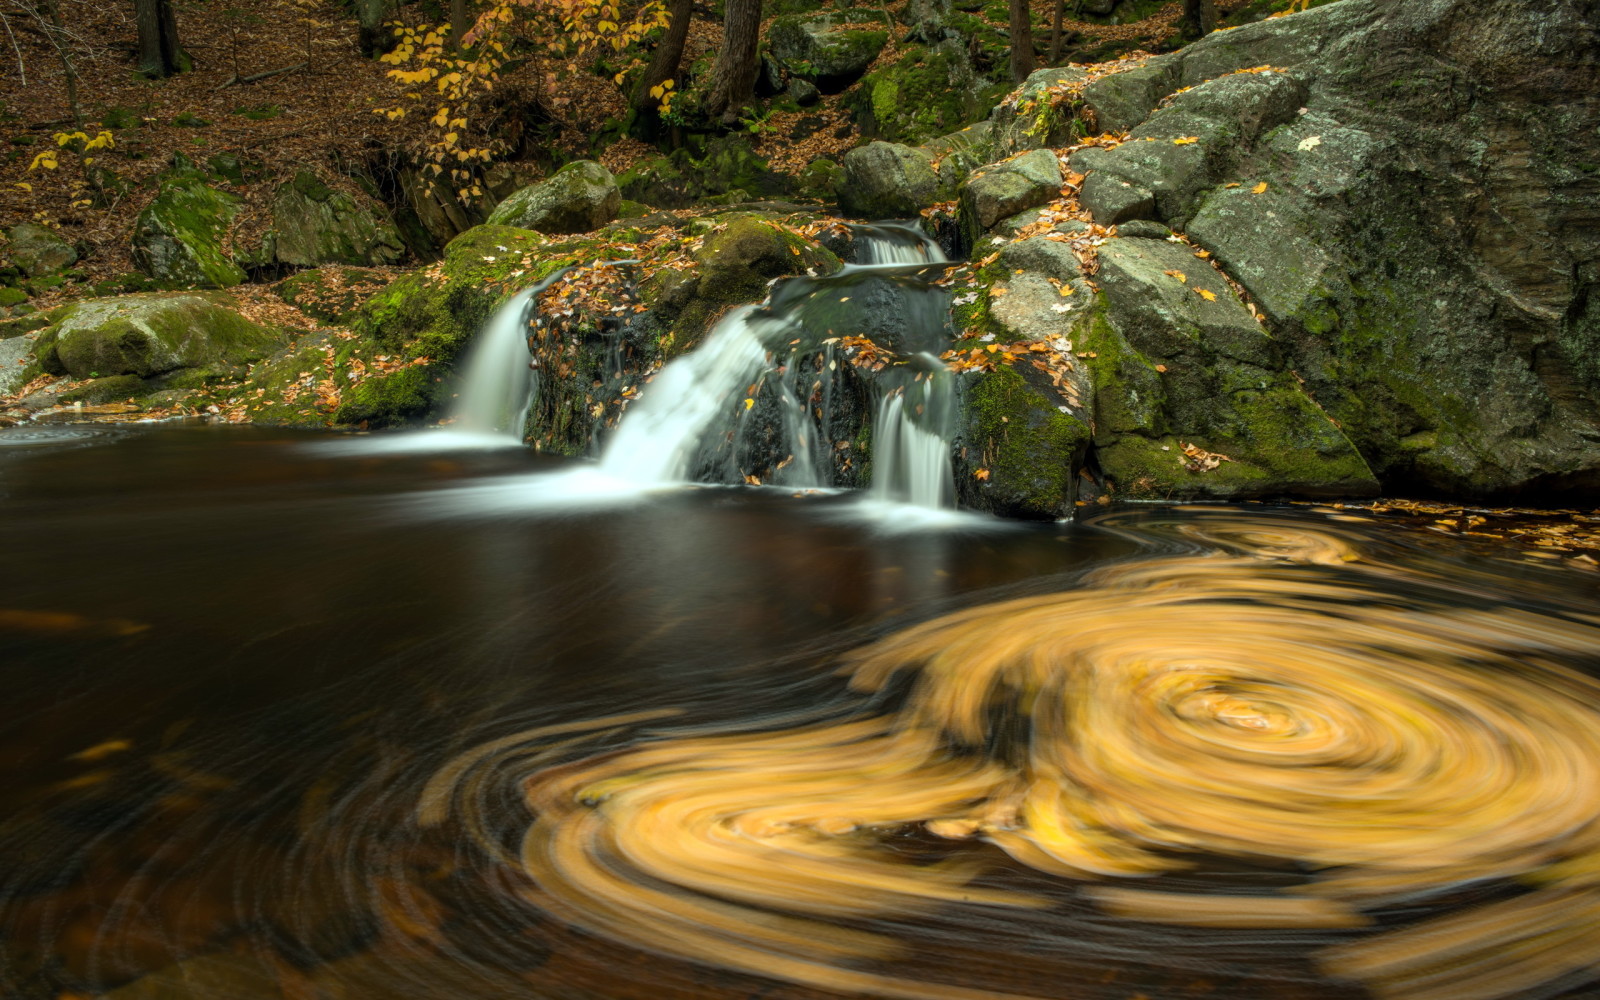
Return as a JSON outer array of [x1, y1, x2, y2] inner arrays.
[[0, 426, 1597, 1000]]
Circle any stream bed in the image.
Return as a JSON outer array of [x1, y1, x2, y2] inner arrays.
[[2, 423, 1598, 1000]]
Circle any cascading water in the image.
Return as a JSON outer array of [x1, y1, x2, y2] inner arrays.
[[590, 223, 962, 513], [867, 354, 956, 509], [446, 268, 573, 441]]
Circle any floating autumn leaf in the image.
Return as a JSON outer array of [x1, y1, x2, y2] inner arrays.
[[1252, 181, 1269, 194], [1197, 288, 1218, 301]]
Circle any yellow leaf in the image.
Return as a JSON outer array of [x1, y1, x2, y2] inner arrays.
[[1172, 136, 1199, 145], [1196, 288, 1217, 301], [743, 397, 755, 410], [13, 181, 31, 191], [1251, 181, 1268, 194], [1058, 284, 1074, 296]]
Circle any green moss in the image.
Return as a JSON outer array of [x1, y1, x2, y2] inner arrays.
[[0, 287, 26, 308], [59, 375, 144, 404], [335, 364, 435, 426], [850, 46, 986, 145], [132, 171, 246, 288], [962, 365, 1087, 517]]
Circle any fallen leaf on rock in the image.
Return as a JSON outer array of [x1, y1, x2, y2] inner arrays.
[[1252, 182, 1269, 194], [1197, 288, 1218, 301]]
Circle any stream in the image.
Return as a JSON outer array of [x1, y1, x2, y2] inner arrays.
[[2, 422, 1599, 1000]]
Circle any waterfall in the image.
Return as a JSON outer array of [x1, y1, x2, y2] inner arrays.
[[446, 268, 577, 441], [867, 355, 956, 509], [597, 306, 783, 483], [580, 223, 963, 514]]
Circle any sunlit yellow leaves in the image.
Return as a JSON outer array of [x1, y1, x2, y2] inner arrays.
[[1252, 181, 1269, 194], [28, 151, 58, 171], [1196, 288, 1218, 301]]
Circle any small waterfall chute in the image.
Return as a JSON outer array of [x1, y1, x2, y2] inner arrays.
[[446, 267, 575, 442]]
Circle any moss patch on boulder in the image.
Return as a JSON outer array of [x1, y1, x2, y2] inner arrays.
[[131, 171, 246, 288]]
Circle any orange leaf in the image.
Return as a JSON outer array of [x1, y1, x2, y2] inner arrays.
[[1196, 288, 1217, 301], [1251, 181, 1269, 194]]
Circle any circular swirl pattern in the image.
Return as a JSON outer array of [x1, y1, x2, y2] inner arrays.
[[424, 523, 1600, 1000]]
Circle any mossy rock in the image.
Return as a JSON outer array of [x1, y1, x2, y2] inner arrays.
[[251, 172, 406, 268], [838, 141, 942, 218], [131, 170, 245, 288], [486, 161, 621, 235], [957, 364, 1089, 518], [32, 291, 285, 380], [5, 223, 78, 278], [59, 374, 145, 405], [768, 12, 891, 91], [617, 138, 787, 210], [849, 45, 990, 146]]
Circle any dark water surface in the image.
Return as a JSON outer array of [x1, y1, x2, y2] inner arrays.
[[2, 424, 1598, 1000]]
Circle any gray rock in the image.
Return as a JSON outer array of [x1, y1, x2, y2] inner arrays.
[[32, 292, 285, 380], [1081, 55, 1178, 134], [838, 141, 942, 218], [131, 171, 245, 288], [958, 148, 1063, 241], [788, 77, 821, 106], [1078, 171, 1155, 226], [769, 12, 890, 90], [1086, 237, 1378, 499], [486, 161, 620, 235], [6, 223, 77, 277], [0, 332, 32, 396], [1115, 219, 1173, 240], [1147, 0, 1600, 497]]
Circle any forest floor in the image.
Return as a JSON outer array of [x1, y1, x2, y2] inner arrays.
[[0, 0, 1281, 291]]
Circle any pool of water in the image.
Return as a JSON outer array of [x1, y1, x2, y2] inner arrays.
[[1, 423, 1597, 1000]]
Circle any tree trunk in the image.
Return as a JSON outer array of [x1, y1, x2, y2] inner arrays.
[[1007, 0, 1035, 83], [704, 0, 762, 121], [1047, 0, 1067, 63], [44, 4, 80, 123], [631, 0, 693, 115], [1182, 0, 1216, 38], [355, 0, 394, 57], [450, 0, 470, 49], [135, 0, 184, 77]]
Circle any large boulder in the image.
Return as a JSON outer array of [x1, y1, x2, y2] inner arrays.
[[838, 141, 943, 218], [31, 292, 284, 380], [486, 161, 621, 235], [131, 171, 245, 288], [958, 148, 1063, 242], [5, 223, 77, 278], [253, 172, 406, 268], [769, 12, 889, 92], [1066, 0, 1600, 499]]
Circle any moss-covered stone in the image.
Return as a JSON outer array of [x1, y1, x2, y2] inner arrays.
[[957, 364, 1089, 518], [486, 161, 620, 235], [769, 12, 890, 91], [958, 148, 1063, 245], [5, 223, 78, 278], [251, 172, 406, 268], [131, 171, 245, 288], [838, 141, 942, 218], [59, 375, 144, 405], [33, 291, 286, 380], [849, 45, 989, 145]]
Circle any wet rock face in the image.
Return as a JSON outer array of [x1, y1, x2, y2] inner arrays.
[[486, 161, 621, 236], [1054, 0, 1600, 500]]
